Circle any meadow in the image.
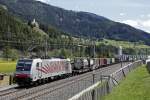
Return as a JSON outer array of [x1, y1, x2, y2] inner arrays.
[[98, 39, 150, 49], [0, 60, 16, 73], [104, 65, 150, 100]]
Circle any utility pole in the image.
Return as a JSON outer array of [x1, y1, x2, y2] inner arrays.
[[92, 69, 95, 100], [93, 42, 96, 58], [118, 46, 123, 68], [92, 40, 96, 58], [92, 40, 96, 100], [146, 48, 148, 58], [6, 26, 11, 61], [45, 35, 48, 59]]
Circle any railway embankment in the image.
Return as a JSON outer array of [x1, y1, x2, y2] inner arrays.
[[69, 60, 143, 100], [104, 65, 149, 100]]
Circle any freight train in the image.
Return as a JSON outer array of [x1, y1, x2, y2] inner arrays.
[[14, 57, 126, 86]]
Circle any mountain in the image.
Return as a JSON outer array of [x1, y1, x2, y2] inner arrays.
[[0, 5, 47, 44], [0, 0, 150, 45]]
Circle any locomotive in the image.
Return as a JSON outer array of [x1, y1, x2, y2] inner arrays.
[[15, 57, 117, 86], [15, 58, 72, 86]]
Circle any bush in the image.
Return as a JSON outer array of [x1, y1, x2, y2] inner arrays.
[[48, 49, 72, 58], [2, 46, 19, 61], [10, 49, 19, 61]]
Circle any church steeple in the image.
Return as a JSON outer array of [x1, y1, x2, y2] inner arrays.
[[31, 18, 39, 28]]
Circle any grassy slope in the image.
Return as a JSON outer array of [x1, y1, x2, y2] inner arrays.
[[104, 65, 150, 100], [98, 39, 150, 49], [0, 61, 16, 73]]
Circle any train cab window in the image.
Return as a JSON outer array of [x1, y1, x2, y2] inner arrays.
[[16, 60, 32, 71], [36, 63, 39, 68]]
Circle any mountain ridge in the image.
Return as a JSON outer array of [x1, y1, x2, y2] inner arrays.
[[0, 0, 150, 45]]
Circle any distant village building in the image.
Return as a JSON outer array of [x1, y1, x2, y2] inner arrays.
[[118, 46, 123, 56], [31, 19, 39, 28]]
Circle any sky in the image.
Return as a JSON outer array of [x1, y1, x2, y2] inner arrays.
[[37, 0, 150, 33]]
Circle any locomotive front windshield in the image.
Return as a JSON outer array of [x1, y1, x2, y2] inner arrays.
[[16, 60, 33, 71]]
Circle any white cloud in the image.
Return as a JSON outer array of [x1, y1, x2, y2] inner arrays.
[[142, 20, 150, 27], [147, 14, 150, 17], [119, 13, 126, 16], [140, 14, 145, 18], [122, 20, 138, 27], [36, 0, 48, 3], [122, 19, 150, 33], [36, 0, 44, 2]]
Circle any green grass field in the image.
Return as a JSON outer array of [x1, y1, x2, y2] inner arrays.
[[104, 65, 150, 100], [98, 39, 150, 49], [0, 61, 16, 73]]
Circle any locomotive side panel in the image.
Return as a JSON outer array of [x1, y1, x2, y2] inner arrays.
[[15, 58, 72, 84], [31, 59, 42, 82], [35, 59, 72, 80]]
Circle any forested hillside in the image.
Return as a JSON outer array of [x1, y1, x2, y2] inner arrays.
[[0, 6, 75, 59], [0, 0, 150, 45], [0, 5, 74, 46], [0, 6, 46, 43], [0, 2, 149, 61]]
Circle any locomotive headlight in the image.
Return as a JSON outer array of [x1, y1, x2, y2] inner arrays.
[[15, 74, 18, 77]]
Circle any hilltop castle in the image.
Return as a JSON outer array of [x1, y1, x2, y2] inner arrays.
[[31, 19, 39, 28]]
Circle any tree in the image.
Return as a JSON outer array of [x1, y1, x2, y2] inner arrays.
[[60, 49, 68, 58], [10, 49, 19, 61], [2, 46, 11, 61], [2, 46, 19, 61]]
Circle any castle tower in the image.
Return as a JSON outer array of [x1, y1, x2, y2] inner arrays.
[[31, 18, 39, 28]]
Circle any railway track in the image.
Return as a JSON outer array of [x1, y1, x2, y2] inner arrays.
[[0, 89, 18, 97], [0, 87, 25, 100], [0, 62, 130, 100]]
